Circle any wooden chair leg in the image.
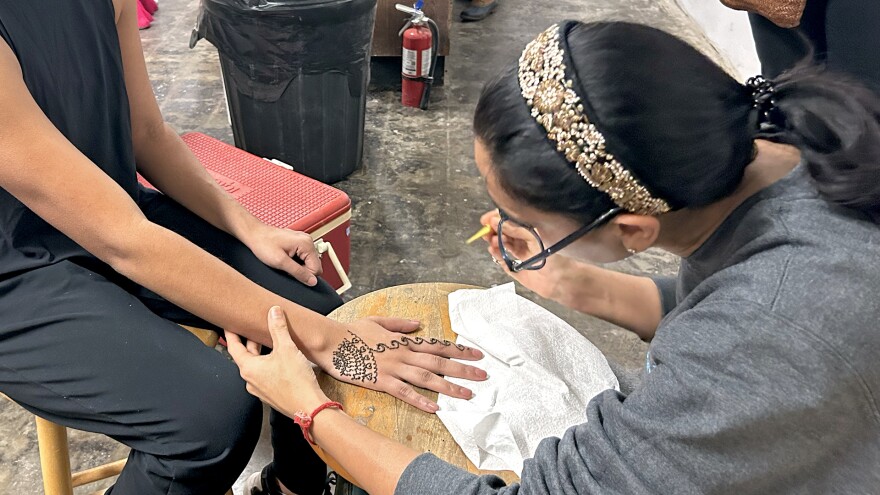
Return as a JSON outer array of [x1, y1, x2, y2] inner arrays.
[[35, 416, 74, 495], [182, 325, 221, 348], [74, 458, 126, 488]]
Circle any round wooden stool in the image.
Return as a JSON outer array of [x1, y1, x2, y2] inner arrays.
[[314, 283, 520, 492], [2, 326, 234, 495]]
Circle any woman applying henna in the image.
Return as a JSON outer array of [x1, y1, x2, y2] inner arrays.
[[228, 20, 880, 495]]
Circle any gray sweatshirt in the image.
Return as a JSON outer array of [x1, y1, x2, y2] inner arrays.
[[395, 166, 880, 495]]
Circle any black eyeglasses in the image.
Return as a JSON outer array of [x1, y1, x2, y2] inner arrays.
[[497, 207, 622, 272]]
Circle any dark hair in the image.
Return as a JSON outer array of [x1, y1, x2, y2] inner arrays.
[[474, 21, 880, 223]]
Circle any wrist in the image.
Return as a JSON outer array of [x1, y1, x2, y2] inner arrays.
[[288, 315, 348, 371], [553, 262, 611, 314], [293, 400, 343, 445], [308, 407, 348, 446], [235, 216, 270, 248]]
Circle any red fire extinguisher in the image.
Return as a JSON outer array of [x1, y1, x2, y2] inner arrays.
[[397, 2, 439, 110]]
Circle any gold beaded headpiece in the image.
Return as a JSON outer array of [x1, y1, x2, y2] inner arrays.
[[518, 24, 672, 216]]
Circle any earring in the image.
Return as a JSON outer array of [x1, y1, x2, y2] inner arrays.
[[626, 247, 637, 255]]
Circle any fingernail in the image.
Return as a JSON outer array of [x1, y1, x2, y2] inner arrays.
[[462, 387, 474, 398], [270, 306, 283, 319], [478, 369, 488, 379], [409, 320, 420, 325], [471, 348, 484, 358], [428, 402, 440, 412], [308, 276, 317, 286]]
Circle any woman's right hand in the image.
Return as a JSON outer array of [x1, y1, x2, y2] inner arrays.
[[478, 210, 664, 339], [479, 209, 582, 302]]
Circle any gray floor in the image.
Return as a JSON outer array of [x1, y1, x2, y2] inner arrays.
[[0, 0, 729, 492]]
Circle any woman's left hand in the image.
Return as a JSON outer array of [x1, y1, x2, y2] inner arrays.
[[246, 224, 323, 287], [226, 306, 330, 417]]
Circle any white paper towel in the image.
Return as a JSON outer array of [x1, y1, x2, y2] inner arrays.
[[437, 283, 619, 475]]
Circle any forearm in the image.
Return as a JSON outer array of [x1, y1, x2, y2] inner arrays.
[[311, 409, 420, 495], [552, 262, 663, 340], [112, 219, 340, 353], [310, 410, 517, 495], [134, 123, 261, 243]]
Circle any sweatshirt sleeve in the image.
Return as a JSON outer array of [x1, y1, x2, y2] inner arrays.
[[395, 301, 874, 495], [650, 276, 678, 316]]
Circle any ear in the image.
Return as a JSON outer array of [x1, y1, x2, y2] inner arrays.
[[609, 214, 661, 253]]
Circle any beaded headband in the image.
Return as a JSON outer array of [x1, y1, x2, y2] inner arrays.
[[518, 24, 672, 216]]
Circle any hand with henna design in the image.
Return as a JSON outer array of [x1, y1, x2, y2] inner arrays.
[[230, 310, 488, 414], [321, 317, 487, 412]]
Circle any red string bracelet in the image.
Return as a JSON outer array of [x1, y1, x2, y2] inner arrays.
[[293, 401, 344, 445]]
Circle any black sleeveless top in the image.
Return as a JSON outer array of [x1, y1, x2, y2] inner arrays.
[[0, 1, 137, 277]]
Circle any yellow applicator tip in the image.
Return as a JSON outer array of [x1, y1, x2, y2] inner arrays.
[[466, 225, 492, 244]]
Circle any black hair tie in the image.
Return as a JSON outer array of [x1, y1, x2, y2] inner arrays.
[[747, 75, 785, 136]]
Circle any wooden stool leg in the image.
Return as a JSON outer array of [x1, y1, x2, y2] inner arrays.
[[35, 416, 74, 495]]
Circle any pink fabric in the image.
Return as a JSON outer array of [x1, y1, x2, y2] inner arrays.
[[136, 0, 153, 29], [140, 0, 158, 15]]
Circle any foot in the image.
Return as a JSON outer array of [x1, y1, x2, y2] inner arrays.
[[243, 465, 337, 495], [243, 465, 284, 495], [460, 0, 498, 22]]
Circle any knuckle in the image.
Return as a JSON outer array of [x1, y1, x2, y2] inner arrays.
[[396, 384, 414, 398], [419, 368, 434, 383], [432, 354, 447, 371]]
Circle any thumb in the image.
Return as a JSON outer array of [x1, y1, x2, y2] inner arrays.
[[299, 247, 324, 277], [479, 209, 500, 229], [267, 306, 296, 350]]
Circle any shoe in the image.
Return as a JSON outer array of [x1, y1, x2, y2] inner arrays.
[[460, 1, 498, 22], [243, 465, 283, 495], [243, 465, 338, 495]]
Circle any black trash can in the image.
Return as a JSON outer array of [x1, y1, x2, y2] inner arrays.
[[192, 0, 377, 183]]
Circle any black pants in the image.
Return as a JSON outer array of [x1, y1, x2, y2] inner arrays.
[[748, 0, 880, 93], [0, 188, 343, 494]]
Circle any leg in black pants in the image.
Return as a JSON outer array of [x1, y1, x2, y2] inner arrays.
[[0, 188, 341, 494], [748, 0, 880, 94], [0, 261, 264, 494]]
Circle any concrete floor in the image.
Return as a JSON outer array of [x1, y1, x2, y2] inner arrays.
[[0, 0, 731, 492]]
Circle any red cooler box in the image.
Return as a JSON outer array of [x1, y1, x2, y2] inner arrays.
[[139, 132, 352, 293]]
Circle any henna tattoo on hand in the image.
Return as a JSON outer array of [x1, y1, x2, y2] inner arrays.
[[373, 336, 467, 353], [331, 332, 378, 383], [331, 331, 468, 383]]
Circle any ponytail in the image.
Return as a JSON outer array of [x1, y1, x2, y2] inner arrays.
[[771, 66, 880, 220]]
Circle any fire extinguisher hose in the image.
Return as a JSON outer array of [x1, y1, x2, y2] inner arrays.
[[419, 16, 440, 110]]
